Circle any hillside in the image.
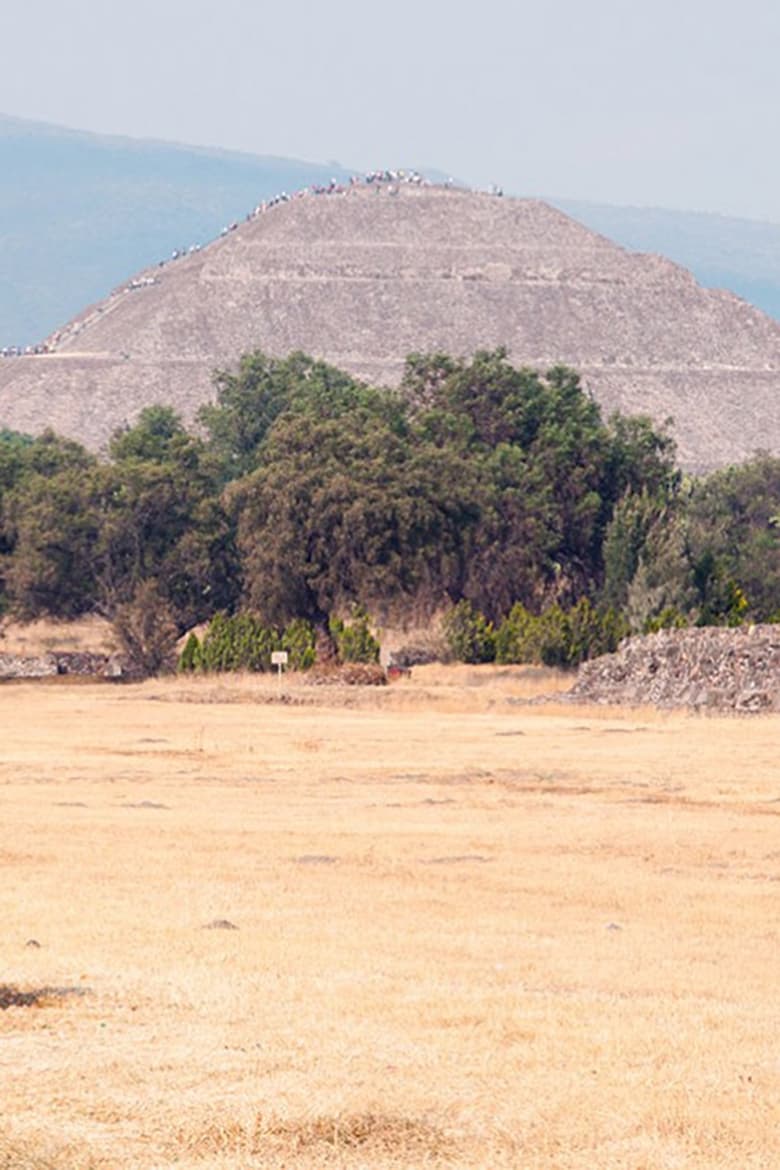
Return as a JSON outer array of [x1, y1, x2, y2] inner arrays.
[[0, 181, 778, 470]]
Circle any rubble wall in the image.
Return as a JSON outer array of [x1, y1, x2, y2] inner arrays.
[[0, 651, 122, 680], [568, 625, 780, 712], [0, 653, 58, 679]]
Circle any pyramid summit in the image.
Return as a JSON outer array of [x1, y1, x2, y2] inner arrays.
[[1, 179, 778, 469]]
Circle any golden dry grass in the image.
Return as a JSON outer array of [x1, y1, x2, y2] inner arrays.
[[0, 615, 117, 655], [0, 667, 778, 1169]]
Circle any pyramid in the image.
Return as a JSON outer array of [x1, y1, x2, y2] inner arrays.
[[1, 183, 778, 469]]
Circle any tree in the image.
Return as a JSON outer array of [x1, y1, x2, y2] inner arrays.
[[229, 409, 483, 624], [601, 490, 670, 610], [3, 429, 238, 627], [622, 455, 780, 627], [684, 454, 780, 622], [406, 350, 677, 610], [200, 351, 399, 482], [2, 465, 107, 618], [112, 580, 179, 677], [442, 601, 496, 664], [0, 350, 695, 635], [109, 405, 197, 466]]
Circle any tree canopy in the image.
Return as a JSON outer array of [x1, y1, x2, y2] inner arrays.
[[0, 350, 776, 644]]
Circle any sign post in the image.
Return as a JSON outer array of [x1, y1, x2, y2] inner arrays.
[[271, 650, 288, 687]]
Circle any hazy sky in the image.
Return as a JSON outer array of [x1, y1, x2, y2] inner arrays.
[[3, 0, 779, 221]]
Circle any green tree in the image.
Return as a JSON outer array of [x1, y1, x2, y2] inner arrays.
[[229, 409, 482, 624], [2, 465, 107, 618], [200, 351, 400, 482], [442, 601, 496, 664], [0, 351, 688, 636], [406, 350, 677, 609], [109, 405, 198, 466], [329, 608, 381, 664], [601, 491, 670, 610], [625, 455, 780, 628], [178, 632, 203, 672], [3, 433, 237, 627]]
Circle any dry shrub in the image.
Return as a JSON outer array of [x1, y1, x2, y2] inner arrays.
[[389, 634, 448, 668], [0, 985, 45, 1010], [110, 580, 179, 678], [255, 1111, 455, 1157], [173, 1109, 453, 1165], [0, 1132, 105, 1170], [305, 662, 387, 686], [176, 1119, 249, 1157], [0, 984, 85, 1011], [179, 1112, 457, 1161]]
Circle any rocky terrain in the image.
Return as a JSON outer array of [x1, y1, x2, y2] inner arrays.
[[568, 626, 780, 712], [0, 183, 779, 468]]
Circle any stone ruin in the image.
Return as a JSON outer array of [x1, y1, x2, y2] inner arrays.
[[1, 184, 779, 470], [0, 651, 124, 681], [568, 625, 780, 712]]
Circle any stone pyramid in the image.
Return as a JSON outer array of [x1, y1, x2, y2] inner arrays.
[[1, 182, 778, 468]]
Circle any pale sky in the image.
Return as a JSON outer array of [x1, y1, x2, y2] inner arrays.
[[3, 0, 779, 221]]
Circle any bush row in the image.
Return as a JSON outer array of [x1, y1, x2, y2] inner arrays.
[[442, 598, 629, 668], [178, 609, 380, 673]]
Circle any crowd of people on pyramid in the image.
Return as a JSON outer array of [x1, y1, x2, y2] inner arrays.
[[242, 167, 431, 221], [2, 169, 507, 356], [1, 344, 50, 357], [132, 170, 438, 281]]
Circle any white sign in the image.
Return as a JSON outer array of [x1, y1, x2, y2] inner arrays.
[[271, 651, 289, 667]]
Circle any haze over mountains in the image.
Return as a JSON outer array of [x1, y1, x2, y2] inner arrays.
[[3, 114, 780, 353], [1, 177, 778, 471], [0, 114, 352, 348]]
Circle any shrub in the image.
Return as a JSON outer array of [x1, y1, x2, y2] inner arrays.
[[598, 606, 631, 654], [178, 631, 203, 672], [329, 608, 381, 664], [644, 606, 688, 633], [111, 579, 179, 677], [565, 597, 629, 663], [198, 612, 316, 672], [389, 636, 446, 668], [494, 602, 538, 664], [495, 598, 629, 668], [535, 603, 572, 667], [281, 618, 317, 670], [442, 601, 496, 664]]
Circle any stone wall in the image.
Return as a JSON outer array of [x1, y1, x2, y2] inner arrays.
[[568, 625, 780, 712], [0, 653, 58, 679], [0, 651, 123, 680]]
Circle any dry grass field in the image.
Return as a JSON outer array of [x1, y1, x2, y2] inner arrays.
[[0, 616, 118, 656], [1, 666, 779, 1169]]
